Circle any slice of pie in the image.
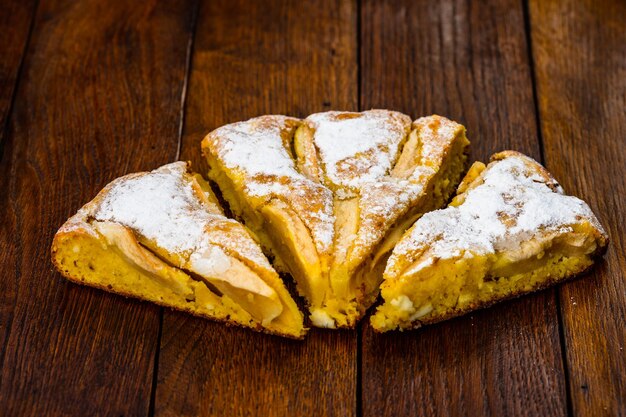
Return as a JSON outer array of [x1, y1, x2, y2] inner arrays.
[[202, 111, 469, 328], [51, 162, 306, 338], [371, 151, 608, 332]]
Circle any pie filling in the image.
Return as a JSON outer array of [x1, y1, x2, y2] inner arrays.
[[371, 224, 601, 332], [52, 221, 305, 338], [53, 231, 244, 320]]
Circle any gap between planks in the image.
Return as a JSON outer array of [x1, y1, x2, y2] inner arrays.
[[521, 0, 574, 415]]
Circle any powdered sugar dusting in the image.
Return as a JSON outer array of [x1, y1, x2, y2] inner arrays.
[[212, 116, 300, 179], [90, 162, 272, 270], [306, 110, 411, 190], [409, 116, 462, 181], [205, 116, 335, 252], [354, 179, 425, 251], [387, 153, 605, 274], [94, 162, 207, 254]]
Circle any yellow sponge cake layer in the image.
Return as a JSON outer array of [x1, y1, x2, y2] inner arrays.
[[52, 230, 256, 326]]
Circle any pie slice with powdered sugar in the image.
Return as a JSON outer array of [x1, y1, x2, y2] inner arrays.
[[371, 151, 608, 332], [51, 162, 306, 338], [202, 111, 470, 328]]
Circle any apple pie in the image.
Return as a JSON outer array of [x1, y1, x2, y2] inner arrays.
[[51, 162, 306, 338], [371, 151, 608, 332], [202, 111, 469, 327]]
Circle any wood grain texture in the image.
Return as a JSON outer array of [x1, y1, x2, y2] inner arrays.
[[0, 0, 195, 415], [153, 1, 358, 416], [0, 0, 37, 377], [529, 0, 626, 415], [0, 0, 36, 148], [360, 0, 567, 415]]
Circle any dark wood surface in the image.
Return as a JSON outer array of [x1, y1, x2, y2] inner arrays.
[[0, 0, 36, 149], [0, 0, 623, 416]]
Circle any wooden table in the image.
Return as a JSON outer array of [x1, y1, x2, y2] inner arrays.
[[1, 0, 624, 415]]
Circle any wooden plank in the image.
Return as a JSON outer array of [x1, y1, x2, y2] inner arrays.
[[0, 0, 37, 369], [0, 0, 36, 147], [154, 1, 358, 416], [0, 0, 196, 415], [529, 0, 626, 415], [360, 0, 568, 415]]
